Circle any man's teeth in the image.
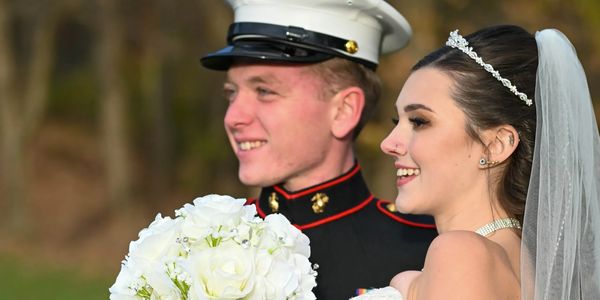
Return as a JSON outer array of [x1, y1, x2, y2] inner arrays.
[[397, 168, 420, 177], [239, 141, 265, 151]]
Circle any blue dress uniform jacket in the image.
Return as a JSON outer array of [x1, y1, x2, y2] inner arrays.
[[246, 164, 437, 299]]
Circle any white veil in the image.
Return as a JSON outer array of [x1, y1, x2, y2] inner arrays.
[[521, 29, 600, 299]]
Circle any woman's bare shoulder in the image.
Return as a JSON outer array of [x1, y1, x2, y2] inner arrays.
[[425, 231, 497, 281], [427, 230, 495, 262], [413, 231, 518, 299]]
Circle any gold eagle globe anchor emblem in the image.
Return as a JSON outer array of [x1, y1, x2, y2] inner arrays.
[[268, 192, 279, 212], [311, 193, 329, 213]]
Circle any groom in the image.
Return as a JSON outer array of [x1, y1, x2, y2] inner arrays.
[[201, 0, 436, 298]]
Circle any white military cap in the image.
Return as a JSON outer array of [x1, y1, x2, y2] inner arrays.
[[201, 0, 412, 70]]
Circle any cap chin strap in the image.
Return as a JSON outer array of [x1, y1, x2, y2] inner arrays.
[[227, 22, 376, 69], [228, 22, 348, 51]]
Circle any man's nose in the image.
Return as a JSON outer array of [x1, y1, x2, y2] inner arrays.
[[224, 92, 254, 129]]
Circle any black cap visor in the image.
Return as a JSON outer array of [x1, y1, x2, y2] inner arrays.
[[201, 22, 376, 70], [201, 39, 336, 71]]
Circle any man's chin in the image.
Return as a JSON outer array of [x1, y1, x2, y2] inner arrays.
[[238, 171, 280, 188]]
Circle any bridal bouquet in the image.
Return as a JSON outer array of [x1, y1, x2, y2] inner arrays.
[[109, 194, 317, 300]]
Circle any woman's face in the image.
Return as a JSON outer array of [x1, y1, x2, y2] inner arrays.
[[380, 68, 487, 218]]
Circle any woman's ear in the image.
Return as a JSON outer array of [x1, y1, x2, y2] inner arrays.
[[483, 125, 520, 164], [330, 86, 365, 139]]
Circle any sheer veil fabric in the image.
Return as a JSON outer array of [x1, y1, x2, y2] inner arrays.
[[521, 29, 600, 299]]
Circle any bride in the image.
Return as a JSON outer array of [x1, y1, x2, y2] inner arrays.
[[354, 25, 600, 299]]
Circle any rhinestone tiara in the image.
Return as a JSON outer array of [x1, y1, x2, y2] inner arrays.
[[445, 30, 533, 106]]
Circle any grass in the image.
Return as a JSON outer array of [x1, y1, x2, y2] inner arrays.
[[0, 255, 114, 300]]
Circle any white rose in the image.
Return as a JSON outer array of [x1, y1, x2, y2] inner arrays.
[[129, 256, 181, 299], [129, 214, 182, 260], [268, 252, 301, 299], [242, 250, 297, 300], [244, 252, 276, 300], [183, 240, 256, 299], [118, 214, 187, 298], [246, 225, 316, 300], [109, 262, 143, 300], [262, 214, 311, 258], [290, 254, 317, 300], [178, 199, 260, 252], [109, 257, 181, 300], [177, 194, 255, 229]]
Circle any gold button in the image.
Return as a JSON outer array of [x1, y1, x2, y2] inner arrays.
[[386, 203, 397, 212], [345, 40, 359, 54], [269, 192, 279, 212]]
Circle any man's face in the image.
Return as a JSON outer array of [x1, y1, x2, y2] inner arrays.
[[223, 63, 337, 191]]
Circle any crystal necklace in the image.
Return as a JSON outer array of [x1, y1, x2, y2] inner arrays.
[[475, 217, 521, 237]]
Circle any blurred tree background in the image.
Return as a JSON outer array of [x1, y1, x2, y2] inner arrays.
[[0, 0, 598, 297]]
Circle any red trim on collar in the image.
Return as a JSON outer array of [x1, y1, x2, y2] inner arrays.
[[254, 194, 374, 231], [296, 195, 374, 230], [376, 200, 437, 229], [273, 165, 361, 199], [253, 198, 267, 218]]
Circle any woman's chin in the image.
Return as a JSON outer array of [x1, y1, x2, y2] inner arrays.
[[394, 198, 421, 215]]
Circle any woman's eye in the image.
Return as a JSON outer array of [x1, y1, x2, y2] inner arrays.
[[409, 117, 430, 129], [391, 117, 399, 125]]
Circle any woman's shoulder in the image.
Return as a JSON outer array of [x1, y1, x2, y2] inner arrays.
[[427, 230, 505, 272], [416, 231, 518, 298], [429, 230, 495, 257]]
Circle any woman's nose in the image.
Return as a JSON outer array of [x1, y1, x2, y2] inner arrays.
[[380, 131, 407, 156]]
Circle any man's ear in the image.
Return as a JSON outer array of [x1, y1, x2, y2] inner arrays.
[[330, 86, 365, 139], [482, 125, 520, 164]]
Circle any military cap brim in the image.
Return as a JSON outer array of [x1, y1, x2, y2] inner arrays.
[[200, 25, 346, 70], [201, 0, 412, 71]]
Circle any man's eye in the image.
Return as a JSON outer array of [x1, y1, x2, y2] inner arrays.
[[257, 87, 274, 96], [223, 88, 236, 102]]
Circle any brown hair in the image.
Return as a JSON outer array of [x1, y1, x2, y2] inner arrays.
[[412, 25, 538, 224], [308, 58, 382, 139]]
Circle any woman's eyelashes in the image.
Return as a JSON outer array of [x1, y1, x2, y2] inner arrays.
[[391, 116, 430, 129], [409, 116, 430, 129]]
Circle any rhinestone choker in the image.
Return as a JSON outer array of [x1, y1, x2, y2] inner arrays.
[[475, 217, 521, 237]]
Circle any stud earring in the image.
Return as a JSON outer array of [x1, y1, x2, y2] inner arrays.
[[479, 158, 499, 168], [509, 134, 514, 146]]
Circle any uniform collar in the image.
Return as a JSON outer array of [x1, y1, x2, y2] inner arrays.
[[256, 163, 373, 230]]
